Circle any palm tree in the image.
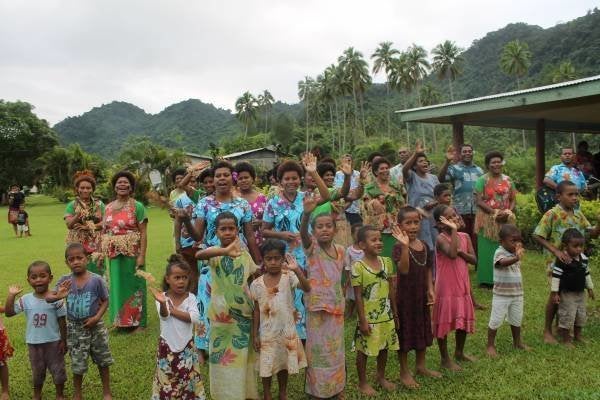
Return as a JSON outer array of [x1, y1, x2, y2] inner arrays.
[[388, 52, 414, 144], [257, 90, 274, 134], [338, 47, 372, 146], [431, 40, 463, 101], [298, 76, 315, 151], [500, 40, 531, 90], [406, 44, 430, 146], [420, 83, 442, 152], [371, 41, 400, 137], [500, 40, 532, 149], [552, 61, 578, 83], [235, 91, 258, 138], [329, 63, 353, 152]]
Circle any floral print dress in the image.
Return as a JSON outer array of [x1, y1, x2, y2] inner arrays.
[[207, 251, 259, 400]]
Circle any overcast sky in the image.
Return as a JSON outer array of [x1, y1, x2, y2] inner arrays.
[[1, 0, 597, 125]]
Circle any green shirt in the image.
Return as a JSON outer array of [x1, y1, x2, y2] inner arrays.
[[312, 187, 340, 217], [533, 204, 591, 261], [351, 256, 395, 323]]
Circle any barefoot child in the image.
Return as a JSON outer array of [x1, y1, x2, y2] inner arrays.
[[432, 205, 477, 371], [551, 229, 594, 347], [150, 254, 205, 399], [250, 240, 310, 400], [300, 193, 346, 399], [196, 212, 259, 400], [392, 207, 441, 389], [47, 243, 113, 400], [533, 180, 600, 344], [0, 306, 13, 400], [351, 225, 400, 396], [486, 224, 529, 357], [344, 223, 364, 319], [4, 261, 67, 400]]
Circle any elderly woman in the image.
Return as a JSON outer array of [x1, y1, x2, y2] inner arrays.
[[362, 156, 406, 257], [64, 171, 105, 275], [474, 151, 517, 285], [234, 161, 268, 247], [102, 171, 148, 330]]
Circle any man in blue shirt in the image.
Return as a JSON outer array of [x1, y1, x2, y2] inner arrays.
[[543, 147, 587, 192]]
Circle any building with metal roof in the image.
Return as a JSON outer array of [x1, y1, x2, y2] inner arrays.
[[397, 75, 600, 188]]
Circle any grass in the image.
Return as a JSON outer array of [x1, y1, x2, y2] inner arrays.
[[2, 195, 600, 399]]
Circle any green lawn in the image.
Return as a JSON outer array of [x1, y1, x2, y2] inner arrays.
[[1, 195, 600, 399]]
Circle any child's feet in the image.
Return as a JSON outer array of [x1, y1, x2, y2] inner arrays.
[[0, 392, 8, 400], [543, 331, 558, 344], [377, 377, 396, 391], [399, 371, 420, 389], [440, 358, 462, 371], [455, 353, 476, 363], [574, 336, 587, 345], [357, 382, 377, 396], [515, 343, 532, 351], [486, 345, 498, 357], [416, 367, 442, 378], [562, 341, 575, 349]]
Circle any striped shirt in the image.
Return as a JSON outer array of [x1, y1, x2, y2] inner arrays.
[[492, 246, 523, 296], [551, 254, 593, 293]]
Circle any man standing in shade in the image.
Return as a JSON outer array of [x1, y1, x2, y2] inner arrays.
[[544, 147, 587, 193]]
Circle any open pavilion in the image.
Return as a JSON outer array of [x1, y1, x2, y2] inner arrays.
[[397, 75, 600, 188]]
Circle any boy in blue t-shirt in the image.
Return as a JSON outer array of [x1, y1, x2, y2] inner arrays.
[[47, 243, 113, 400], [5, 261, 67, 400]]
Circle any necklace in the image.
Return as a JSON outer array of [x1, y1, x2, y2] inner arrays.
[[321, 243, 338, 260], [409, 247, 427, 267]]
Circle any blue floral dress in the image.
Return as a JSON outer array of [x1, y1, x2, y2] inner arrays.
[[192, 195, 253, 350], [263, 191, 307, 339]]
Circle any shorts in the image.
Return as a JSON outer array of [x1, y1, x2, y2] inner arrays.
[[558, 291, 587, 329], [0, 328, 14, 367], [354, 319, 399, 357], [488, 295, 523, 330], [28, 341, 67, 386], [17, 224, 29, 233], [67, 319, 113, 375]]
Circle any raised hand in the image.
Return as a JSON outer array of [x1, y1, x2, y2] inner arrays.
[[415, 140, 425, 154], [391, 225, 409, 246], [359, 161, 371, 181], [56, 280, 72, 299], [150, 286, 167, 304], [439, 216, 458, 231], [515, 243, 525, 260], [8, 285, 22, 296], [173, 207, 192, 221], [302, 191, 318, 214], [225, 238, 243, 258], [446, 145, 456, 162], [283, 253, 300, 273], [341, 157, 353, 176], [193, 160, 211, 172], [302, 152, 317, 173]]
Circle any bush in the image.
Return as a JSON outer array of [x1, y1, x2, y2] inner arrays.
[[47, 187, 75, 203]]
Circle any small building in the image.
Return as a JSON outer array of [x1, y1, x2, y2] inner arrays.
[[222, 146, 283, 170], [185, 152, 213, 165]]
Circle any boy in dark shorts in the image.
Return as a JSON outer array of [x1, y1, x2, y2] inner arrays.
[[47, 243, 113, 400], [5, 261, 66, 400]]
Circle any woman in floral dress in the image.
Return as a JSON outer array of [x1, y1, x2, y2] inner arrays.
[[262, 154, 330, 340], [102, 171, 148, 330], [64, 171, 105, 275], [474, 151, 517, 285], [362, 157, 406, 257], [234, 161, 268, 247]]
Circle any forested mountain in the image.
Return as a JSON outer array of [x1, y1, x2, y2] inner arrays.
[[54, 9, 600, 156]]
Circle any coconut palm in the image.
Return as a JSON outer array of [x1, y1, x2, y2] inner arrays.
[[371, 41, 400, 137], [552, 61, 578, 83], [329, 63, 353, 152], [338, 47, 372, 146], [298, 76, 315, 151], [235, 91, 258, 138], [388, 52, 415, 144], [500, 40, 531, 89], [500, 40, 532, 149], [257, 90, 274, 134], [406, 44, 430, 146], [431, 40, 464, 101], [420, 83, 442, 152]]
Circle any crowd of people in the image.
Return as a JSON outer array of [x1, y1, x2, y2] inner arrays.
[[0, 140, 598, 399]]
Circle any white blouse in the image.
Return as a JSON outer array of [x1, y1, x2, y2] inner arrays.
[[156, 292, 200, 352]]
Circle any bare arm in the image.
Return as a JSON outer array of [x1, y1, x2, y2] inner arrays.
[[388, 276, 399, 328], [58, 316, 67, 343], [475, 192, 494, 214], [543, 176, 557, 190], [196, 246, 229, 260], [402, 151, 418, 181], [291, 266, 311, 292], [436, 227, 458, 259], [354, 285, 370, 335], [300, 212, 312, 249], [137, 221, 148, 268], [169, 303, 192, 323], [174, 217, 182, 252], [252, 301, 261, 352], [243, 221, 262, 264], [4, 285, 22, 317], [261, 221, 296, 242], [438, 159, 450, 183], [458, 234, 477, 265]]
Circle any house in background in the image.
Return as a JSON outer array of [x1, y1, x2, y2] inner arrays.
[[185, 152, 213, 165], [222, 145, 286, 170]]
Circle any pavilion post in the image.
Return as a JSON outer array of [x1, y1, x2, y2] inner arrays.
[[535, 119, 545, 189], [452, 121, 464, 161]]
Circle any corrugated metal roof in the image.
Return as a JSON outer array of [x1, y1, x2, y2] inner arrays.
[[223, 146, 278, 159], [396, 74, 600, 114]]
